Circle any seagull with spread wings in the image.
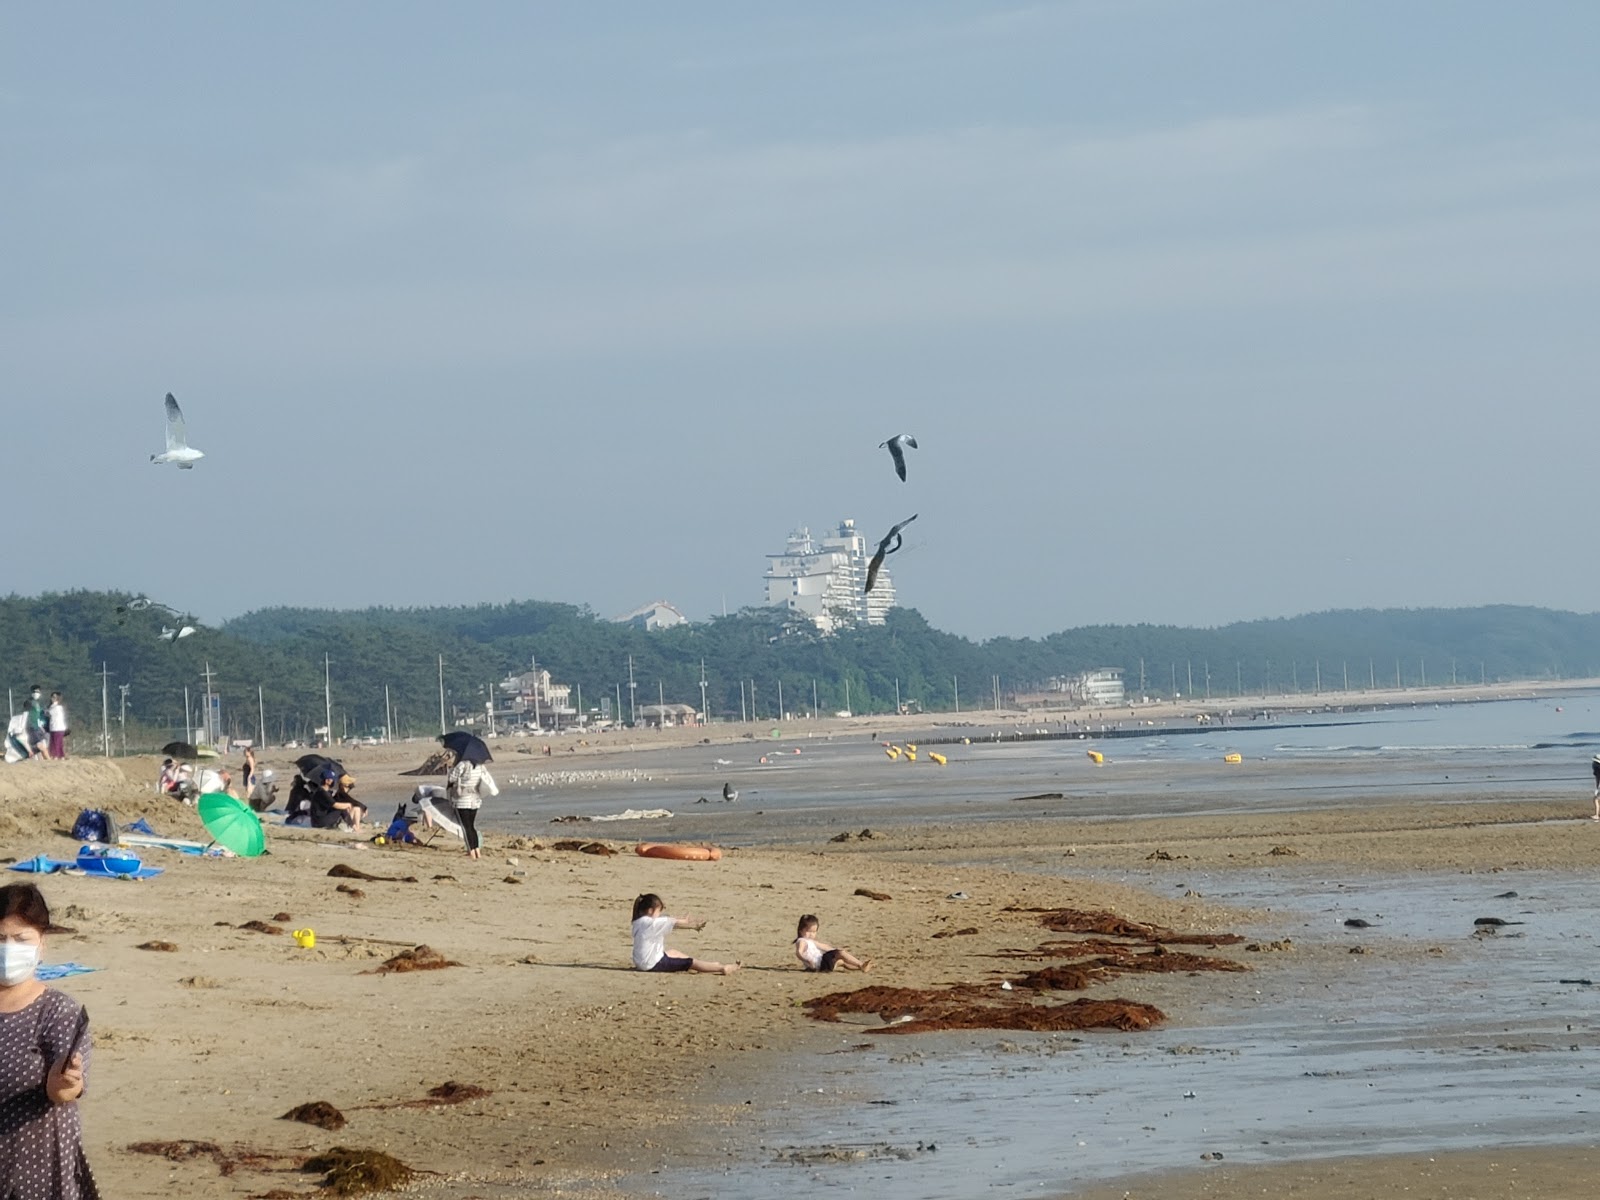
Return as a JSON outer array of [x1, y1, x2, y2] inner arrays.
[[879, 434, 918, 482], [150, 393, 205, 469], [864, 513, 917, 593]]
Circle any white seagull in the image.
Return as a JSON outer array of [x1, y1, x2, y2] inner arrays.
[[151, 393, 205, 469], [158, 625, 197, 642], [879, 434, 918, 482]]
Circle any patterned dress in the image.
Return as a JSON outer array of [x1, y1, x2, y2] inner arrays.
[[0, 989, 98, 1199]]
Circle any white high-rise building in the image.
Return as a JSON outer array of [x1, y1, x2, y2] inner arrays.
[[763, 519, 896, 633]]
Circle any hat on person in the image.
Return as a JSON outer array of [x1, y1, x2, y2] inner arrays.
[[339, 773, 355, 790], [320, 768, 338, 783]]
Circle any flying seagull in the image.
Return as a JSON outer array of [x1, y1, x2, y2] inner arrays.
[[158, 625, 197, 642], [865, 513, 918, 593], [879, 434, 918, 482], [151, 393, 205, 469]]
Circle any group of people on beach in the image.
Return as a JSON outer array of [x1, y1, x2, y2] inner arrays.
[[4, 686, 69, 762], [630, 893, 871, 977]]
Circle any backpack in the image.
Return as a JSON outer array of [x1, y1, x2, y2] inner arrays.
[[71, 809, 113, 843]]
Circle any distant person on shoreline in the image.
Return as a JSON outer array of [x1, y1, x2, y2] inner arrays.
[[630, 893, 739, 975], [1591, 754, 1600, 820], [793, 914, 871, 973], [46, 692, 68, 759]]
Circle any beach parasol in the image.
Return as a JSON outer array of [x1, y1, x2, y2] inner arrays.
[[295, 753, 346, 779], [440, 730, 492, 765], [162, 741, 200, 759], [197, 792, 266, 858]]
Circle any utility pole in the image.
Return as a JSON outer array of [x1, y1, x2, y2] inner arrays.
[[700, 662, 709, 724], [1235, 661, 1242, 696], [750, 680, 757, 722], [200, 660, 218, 746], [323, 654, 333, 747], [1315, 660, 1321, 693], [258, 685, 267, 749], [184, 685, 191, 745], [100, 662, 110, 757], [118, 683, 130, 756], [1343, 661, 1349, 692], [953, 675, 960, 713], [532, 656, 542, 730], [777, 679, 784, 720], [627, 655, 637, 727], [739, 680, 747, 723], [844, 677, 851, 716], [1420, 657, 1426, 688], [894, 678, 901, 713], [384, 684, 393, 743], [1187, 660, 1193, 697], [438, 655, 447, 733]]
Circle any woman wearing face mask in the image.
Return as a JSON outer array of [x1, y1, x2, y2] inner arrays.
[[0, 883, 99, 1198]]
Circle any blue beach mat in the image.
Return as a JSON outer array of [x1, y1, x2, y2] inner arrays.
[[37, 963, 99, 982], [8, 855, 164, 880]]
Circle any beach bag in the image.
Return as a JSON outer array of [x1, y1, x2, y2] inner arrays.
[[476, 768, 499, 798], [71, 809, 113, 843]]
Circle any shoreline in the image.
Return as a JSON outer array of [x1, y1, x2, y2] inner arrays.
[[5, 710, 1600, 1197]]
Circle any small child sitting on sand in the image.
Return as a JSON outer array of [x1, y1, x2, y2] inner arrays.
[[793, 914, 871, 973], [630, 893, 740, 975]]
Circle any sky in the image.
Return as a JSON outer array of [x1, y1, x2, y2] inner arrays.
[[4, 1, 1599, 639]]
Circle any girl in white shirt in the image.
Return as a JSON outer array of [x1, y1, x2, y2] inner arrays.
[[793, 914, 871, 973], [630, 893, 739, 975]]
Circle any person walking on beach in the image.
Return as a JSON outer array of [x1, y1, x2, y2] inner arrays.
[[1591, 754, 1600, 820], [793, 914, 871, 973], [47, 692, 68, 759], [446, 755, 497, 860], [0, 882, 99, 1198], [630, 893, 739, 975]]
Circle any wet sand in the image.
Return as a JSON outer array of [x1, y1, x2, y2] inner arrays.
[[4, 717, 1599, 1197]]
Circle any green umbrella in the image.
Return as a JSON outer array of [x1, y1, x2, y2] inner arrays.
[[197, 792, 266, 858]]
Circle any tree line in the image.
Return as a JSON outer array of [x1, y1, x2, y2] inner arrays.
[[3, 590, 1598, 749]]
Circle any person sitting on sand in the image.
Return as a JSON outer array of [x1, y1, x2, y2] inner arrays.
[[309, 769, 364, 833], [630, 893, 739, 975], [793, 914, 871, 973], [156, 757, 182, 795]]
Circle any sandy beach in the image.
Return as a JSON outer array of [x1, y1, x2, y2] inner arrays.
[[4, 692, 1599, 1198]]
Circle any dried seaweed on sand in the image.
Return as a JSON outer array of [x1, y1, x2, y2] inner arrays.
[[302, 1147, 418, 1195], [802, 984, 1164, 1034], [327, 864, 416, 883], [280, 1100, 347, 1130], [362, 945, 460, 975], [1005, 907, 1244, 946]]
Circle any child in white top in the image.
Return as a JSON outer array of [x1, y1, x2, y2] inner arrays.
[[793, 914, 871, 973], [630, 893, 739, 975]]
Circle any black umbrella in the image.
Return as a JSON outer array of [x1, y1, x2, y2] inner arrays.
[[161, 741, 199, 760], [295, 753, 346, 779], [440, 730, 493, 765]]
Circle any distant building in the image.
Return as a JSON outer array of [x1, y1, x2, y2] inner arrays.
[[613, 600, 689, 632], [635, 702, 700, 729], [763, 520, 896, 633], [1046, 668, 1126, 706], [494, 667, 576, 731]]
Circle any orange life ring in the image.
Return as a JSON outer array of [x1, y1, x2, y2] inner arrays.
[[635, 843, 722, 862]]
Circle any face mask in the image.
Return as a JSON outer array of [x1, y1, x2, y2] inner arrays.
[[0, 943, 40, 986]]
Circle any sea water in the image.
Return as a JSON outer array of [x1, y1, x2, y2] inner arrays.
[[572, 694, 1600, 1197]]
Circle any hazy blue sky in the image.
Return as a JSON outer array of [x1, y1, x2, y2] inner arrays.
[[5, 2, 1598, 638]]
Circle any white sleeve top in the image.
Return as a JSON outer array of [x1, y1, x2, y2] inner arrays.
[[795, 937, 824, 970], [631, 915, 676, 970]]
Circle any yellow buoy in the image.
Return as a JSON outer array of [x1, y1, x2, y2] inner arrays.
[[929, 752, 947, 765], [905, 751, 917, 761], [1224, 752, 1243, 764], [885, 747, 900, 759], [1086, 750, 1104, 765], [906, 743, 917, 752]]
